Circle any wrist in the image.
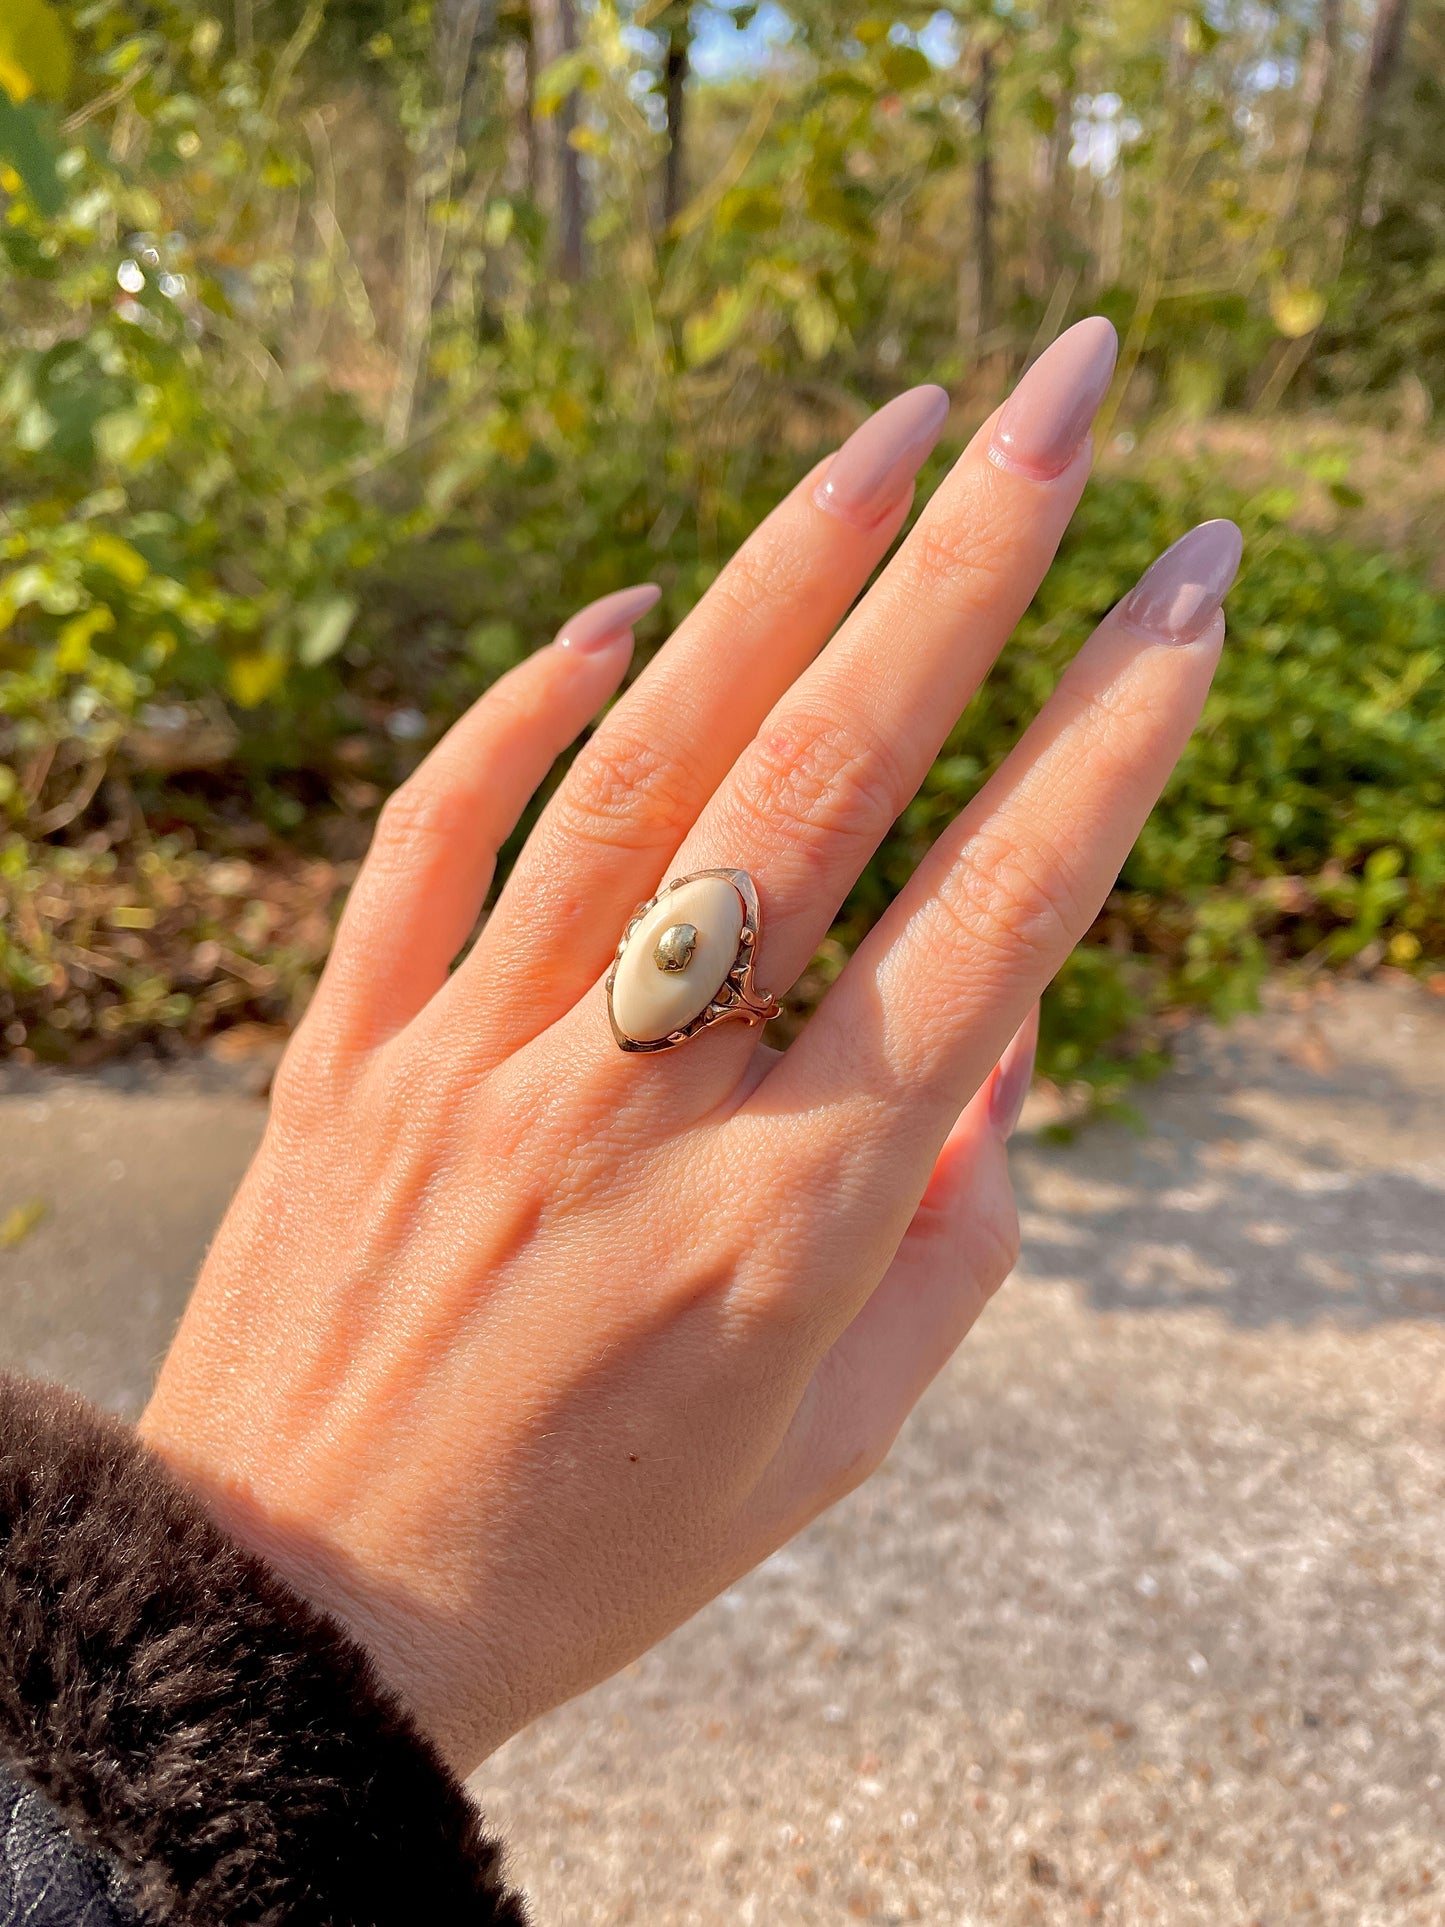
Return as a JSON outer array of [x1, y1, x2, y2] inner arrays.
[[5, 1373, 527, 1920], [136, 1405, 518, 1774]]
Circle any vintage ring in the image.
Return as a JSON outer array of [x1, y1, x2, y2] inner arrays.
[[606, 868, 781, 1053]]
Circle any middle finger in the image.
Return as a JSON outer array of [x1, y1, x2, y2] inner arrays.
[[446, 384, 951, 1051], [638, 316, 1118, 1075]]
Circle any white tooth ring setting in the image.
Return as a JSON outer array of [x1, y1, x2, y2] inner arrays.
[[607, 868, 781, 1053]]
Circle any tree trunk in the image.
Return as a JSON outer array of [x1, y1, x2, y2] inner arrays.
[[502, 28, 538, 197], [662, 7, 690, 228], [531, 0, 586, 280], [1272, 0, 1342, 243], [1044, 68, 1076, 283], [1348, 0, 1412, 238], [1028, 1, 1076, 300], [1299, 0, 1344, 181], [1094, 10, 1190, 444], [385, 0, 495, 448], [434, 0, 493, 90], [972, 40, 996, 341], [1257, 0, 1348, 412]]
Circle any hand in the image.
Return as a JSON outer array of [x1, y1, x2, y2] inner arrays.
[[139, 318, 1241, 1774]]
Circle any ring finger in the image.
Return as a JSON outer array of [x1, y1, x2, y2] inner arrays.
[[443, 384, 952, 1051], [596, 317, 1118, 1085]]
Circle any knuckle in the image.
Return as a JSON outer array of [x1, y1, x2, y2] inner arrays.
[[371, 778, 472, 868], [267, 1019, 356, 1123], [469, 676, 533, 737], [705, 532, 807, 629], [897, 502, 1018, 613], [729, 705, 911, 873], [265, 1037, 309, 1117], [932, 821, 1092, 975], [1054, 657, 1161, 742], [552, 725, 698, 856]]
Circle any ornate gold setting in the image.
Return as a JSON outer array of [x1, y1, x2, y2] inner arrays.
[[607, 867, 781, 1053]]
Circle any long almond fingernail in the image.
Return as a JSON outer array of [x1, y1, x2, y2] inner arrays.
[[990, 1004, 1040, 1139], [988, 316, 1117, 481], [1119, 521, 1243, 643], [554, 584, 662, 654], [813, 384, 950, 528]]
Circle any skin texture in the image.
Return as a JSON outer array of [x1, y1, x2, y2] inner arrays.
[[139, 319, 1240, 1776]]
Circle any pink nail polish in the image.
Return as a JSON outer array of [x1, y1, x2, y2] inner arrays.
[[988, 317, 1118, 481], [813, 385, 950, 528], [990, 1005, 1040, 1138], [554, 584, 662, 653], [1119, 520, 1243, 643]]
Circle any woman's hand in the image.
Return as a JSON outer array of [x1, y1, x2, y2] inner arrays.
[[138, 318, 1241, 1774]]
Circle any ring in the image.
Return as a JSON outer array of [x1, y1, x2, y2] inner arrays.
[[607, 868, 781, 1053]]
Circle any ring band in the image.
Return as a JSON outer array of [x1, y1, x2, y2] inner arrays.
[[607, 868, 781, 1053]]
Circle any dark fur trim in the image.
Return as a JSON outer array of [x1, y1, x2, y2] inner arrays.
[[0, 1373, 529, 1926]]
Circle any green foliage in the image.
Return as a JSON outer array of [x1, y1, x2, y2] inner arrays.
[[0, 0, 397, 785], [1, 0, 1442, 1081], [851, 471, 1445, 1089]]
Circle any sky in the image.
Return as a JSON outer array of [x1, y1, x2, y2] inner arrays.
[[688, 5, 962, 80]]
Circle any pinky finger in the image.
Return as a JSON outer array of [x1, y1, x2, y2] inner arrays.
[[757, 1009, 1036, 1536], [311, 585, 659, 1048]]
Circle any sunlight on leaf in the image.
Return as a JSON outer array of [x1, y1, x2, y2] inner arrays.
[[0, 92, 63, 214], [682, 285, 752, 367], [296, 594, 357, 668], [1268, 283, 1327, 340], [0, 0, 72, 106], [228, 651, 287, 708]]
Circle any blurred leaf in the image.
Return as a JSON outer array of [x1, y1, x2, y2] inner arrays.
[[85, 532, 150, 590], [1167, 355, 1225, 419], [793, 291, 839, 361], [55, 604, 115, 671], [880, 44, 931, 90], [683, 284, 753, 366], [296, 593, 357, 668], [228, 650, 287, 707], [0, 0, 72, 106], [0, 92, 62, 214], [1268, 283, 1326, 339], [534, 48, 593, 116]]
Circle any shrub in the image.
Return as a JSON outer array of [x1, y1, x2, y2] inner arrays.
[[2, 1, 1441, 1086]]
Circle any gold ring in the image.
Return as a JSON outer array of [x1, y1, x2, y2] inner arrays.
[[606, 868, 781, 1053]]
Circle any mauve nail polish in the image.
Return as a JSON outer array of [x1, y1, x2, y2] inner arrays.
[[989, 1005, 1040, 1139], [814, 384, 950, 527], [555, 583, 662, 653], [988, 316, 1118, 480], [1119, 520, 1243, 643]]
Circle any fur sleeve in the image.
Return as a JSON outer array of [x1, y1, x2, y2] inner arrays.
[[0, 1372, 529, 1926]]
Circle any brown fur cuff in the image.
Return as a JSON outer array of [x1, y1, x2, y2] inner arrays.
[[0, 1372, 528, 1925]]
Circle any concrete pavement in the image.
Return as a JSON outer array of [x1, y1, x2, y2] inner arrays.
[[2, 980, 1442, 1924]]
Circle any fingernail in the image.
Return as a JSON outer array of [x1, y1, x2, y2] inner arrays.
[[988, 316, 1117, 481], [989, 1005, 1040, 1139], [554, 584, 662, 653], [813, 384, 950, 528], [1119, 520, 1243, 643]]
